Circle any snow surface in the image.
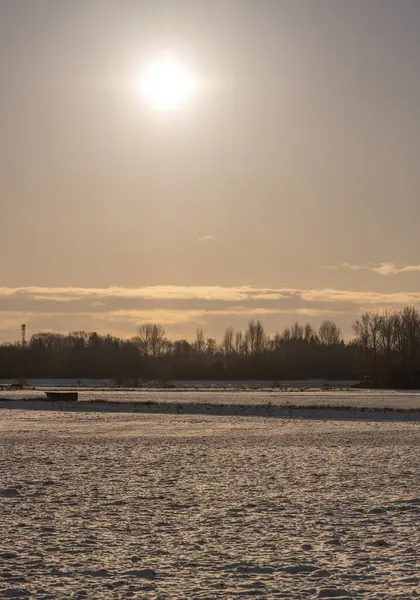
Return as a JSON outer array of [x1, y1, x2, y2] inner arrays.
[[1, 410, 419, 599], [2, 389, 420, 411]]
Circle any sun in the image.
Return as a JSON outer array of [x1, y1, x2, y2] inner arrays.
[[138, 58, 197, 111]]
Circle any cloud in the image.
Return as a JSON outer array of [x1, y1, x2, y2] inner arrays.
[[2, 284, 420, 342], [325, 262, 420, 276], [105, 306, 346, 325], [2, 285, 420, 307], [198, 235, 216, 242], [0, 285, 258, 302], [251, 293, 287, 300]]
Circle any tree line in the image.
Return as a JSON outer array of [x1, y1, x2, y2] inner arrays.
[[1, 307, 420, 387]]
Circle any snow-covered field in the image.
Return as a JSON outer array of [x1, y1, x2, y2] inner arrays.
[[1, 389, 420, 413], [1, 411, 419, 599]]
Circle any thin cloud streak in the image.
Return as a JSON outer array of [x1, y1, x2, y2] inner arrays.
[[325, 262, 420, 276], [300, 289, 420, 305], [198, 235, 216, 242], [106, 307, 347, 325], [2, 285, 420, 305], [0, 286, 264, 302]]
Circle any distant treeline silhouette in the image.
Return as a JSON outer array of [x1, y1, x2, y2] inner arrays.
[[2, 307, 420, 388]]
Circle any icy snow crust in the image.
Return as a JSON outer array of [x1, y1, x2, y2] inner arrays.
[[1, 411, 419, 599], [1, 389, 420, 422]]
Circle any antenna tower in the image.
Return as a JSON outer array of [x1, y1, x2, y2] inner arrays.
[[21, 324, 26, 346]]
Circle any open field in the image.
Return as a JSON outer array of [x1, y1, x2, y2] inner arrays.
[[2, 388, 420, 411], [1, 390, 420, 423], [1, 411, 419, 599]]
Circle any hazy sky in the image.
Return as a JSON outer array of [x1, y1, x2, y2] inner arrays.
[[1, 0, 420, 342]]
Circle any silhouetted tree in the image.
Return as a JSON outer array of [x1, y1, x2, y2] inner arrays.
[[290, 321, 303, 341], [318, 320, 342, 346], [194, 329, 205, 354], [138, 324, 166, 357], [1, 307, 419, 387], [222, 327, 234, 356]]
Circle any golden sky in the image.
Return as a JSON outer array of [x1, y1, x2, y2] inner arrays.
[[1, 1, 420, 342]]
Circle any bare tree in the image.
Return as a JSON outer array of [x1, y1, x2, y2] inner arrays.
[[245, 320, 266, 355], [173, 339, 191, 356], [304, 323, 316, 342], [254, 320, 266, 354], [377, 310, 397, 358], [318, 320, 342, 346], [222, 326, 234, 356], [397, 307, 420, 375], [273, 333, 282, 351], [242, 331, 251, 355], [247, 320, 257, 355], [138, 324, 166, 357], [206, 338, 217, 355], [194, 328, 205, 354], [161, 338, 172, 356], [281, 327, 291, 343], [290, 321, 303, 341], [353, 313, 370, 351], [234, 329, 243, 355]]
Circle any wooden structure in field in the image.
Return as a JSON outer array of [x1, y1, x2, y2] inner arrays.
[[45, 391, 78, 402]]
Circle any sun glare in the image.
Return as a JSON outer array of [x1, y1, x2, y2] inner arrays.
[[138, 58, 197, 111]]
